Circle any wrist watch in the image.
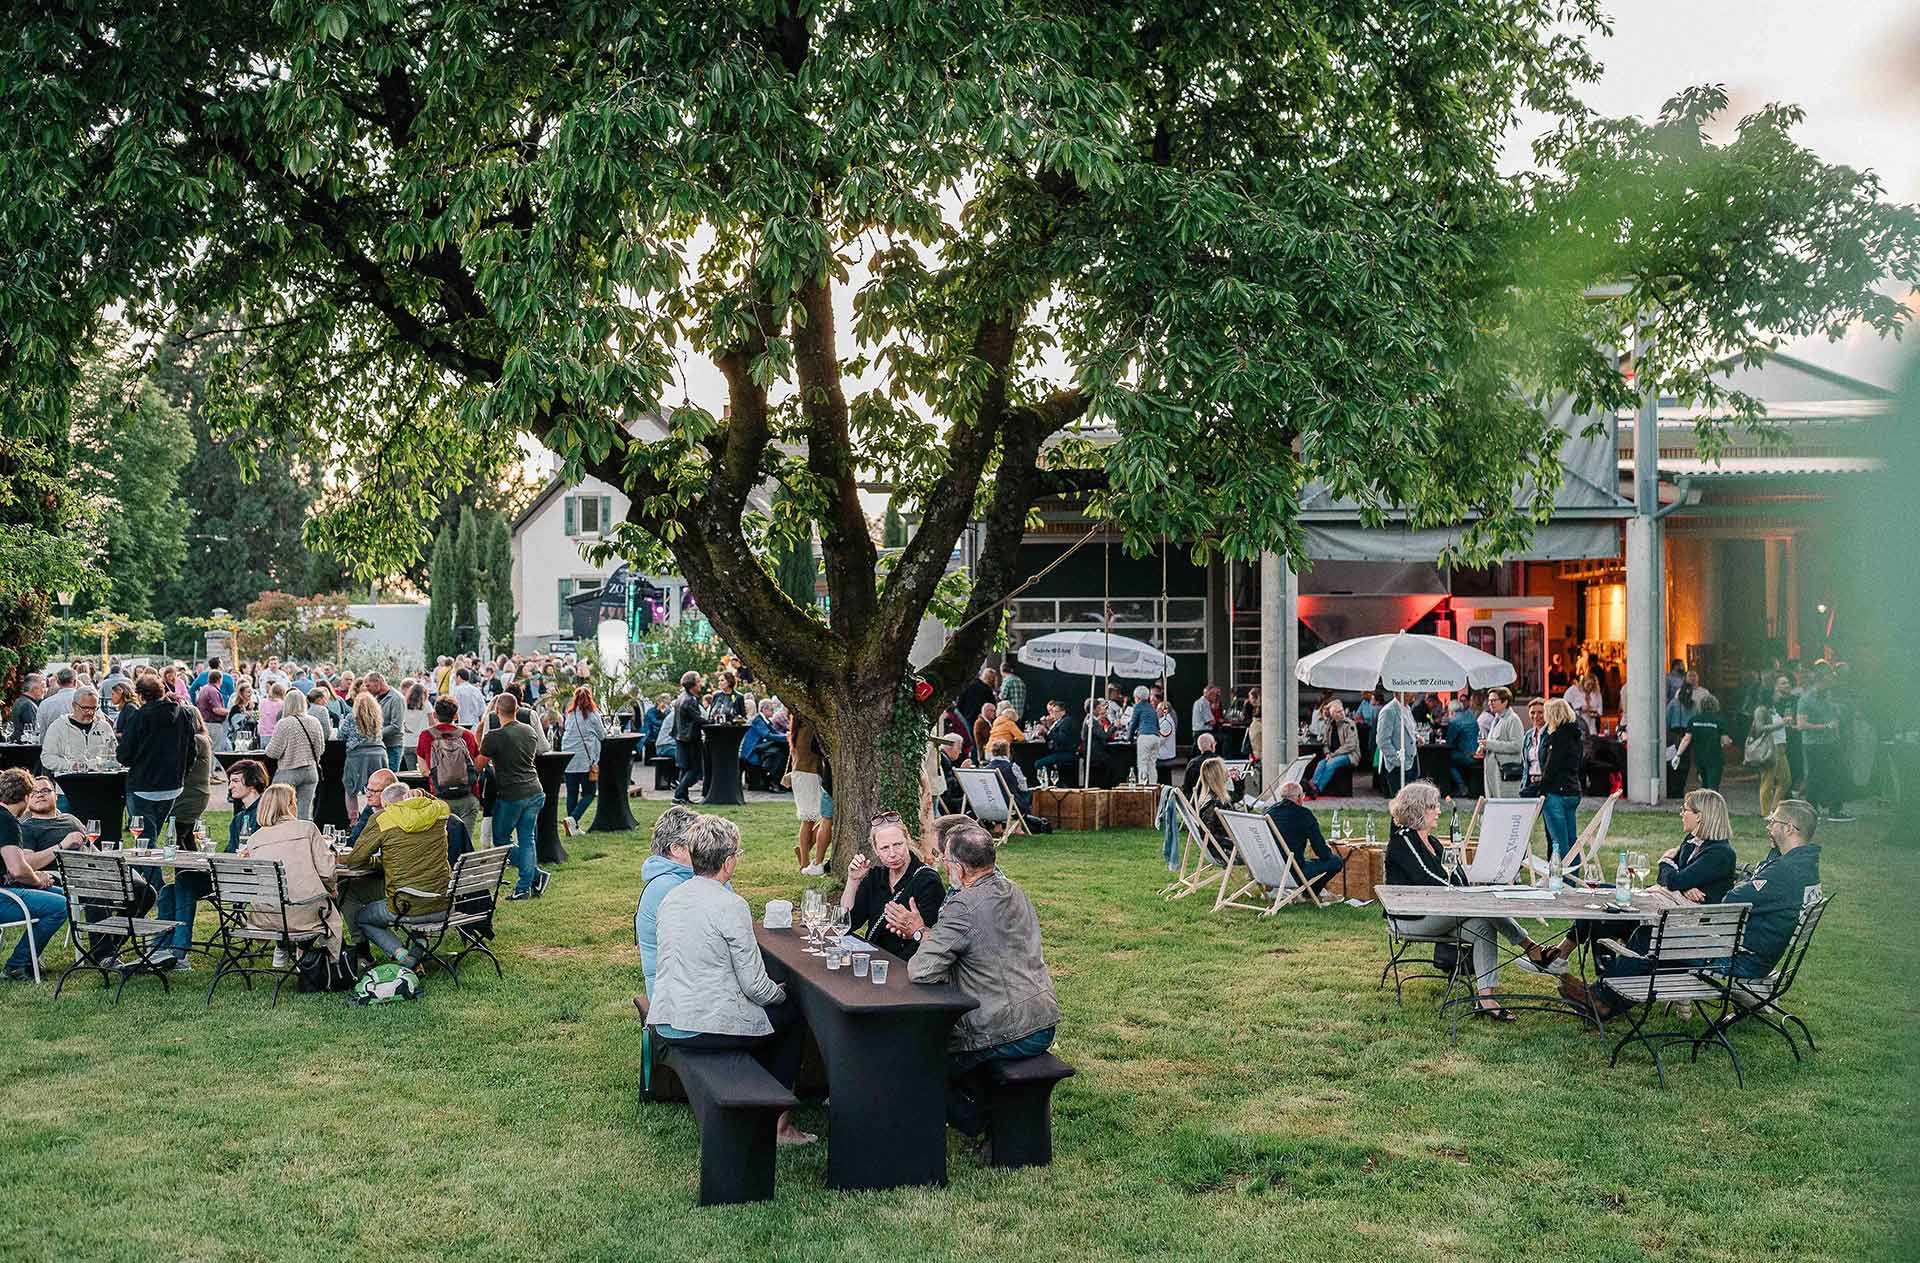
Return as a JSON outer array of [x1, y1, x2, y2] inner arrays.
[[911, 930, 923, 942]]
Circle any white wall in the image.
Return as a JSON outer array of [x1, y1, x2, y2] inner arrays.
[[511, 475, 633, 649], [345, 603, 430, 669]]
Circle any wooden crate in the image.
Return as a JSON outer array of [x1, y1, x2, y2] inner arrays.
[[1328, 843, 1386, 901], [1110, 788, 1157, 828]]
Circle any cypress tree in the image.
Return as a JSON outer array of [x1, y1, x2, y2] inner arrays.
[[424, 526, 455, 661], [882, 499, 907, 548], [451, 507, 480, 653], [483, 512, 516, 655]]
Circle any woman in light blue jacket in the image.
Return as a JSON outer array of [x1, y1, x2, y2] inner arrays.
[[559, 686, 605, 834]]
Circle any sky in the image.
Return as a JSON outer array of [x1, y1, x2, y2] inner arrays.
[[1503, 0, 1920, 389]]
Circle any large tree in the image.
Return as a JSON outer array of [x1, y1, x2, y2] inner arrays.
[[5, 3, 1916, 865]]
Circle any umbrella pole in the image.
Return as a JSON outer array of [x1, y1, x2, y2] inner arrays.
[[1085, 672, 1097, 786]]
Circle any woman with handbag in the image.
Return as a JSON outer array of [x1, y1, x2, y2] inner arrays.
[[265, 690, 328, 820], [1478, 687, 1526, 799], [1750, 676, 1794, 816], [560, 685, 604, 836]]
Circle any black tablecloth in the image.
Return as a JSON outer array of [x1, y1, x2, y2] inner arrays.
[[535, 750, 572, 864], [589, 734, 640, 833], [756, 925, 977, 1190], [55, 770, 127, 843], [700, 722, 750, 806], [0, 744, 42, 775]]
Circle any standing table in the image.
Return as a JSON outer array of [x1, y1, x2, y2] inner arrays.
[[589, 734, 640, 833], [535, 750, 572, 864], [314, 739, 351, 831], [0, 743, 42, 775], [700, 722, 750, 806], [756, 926, 977, 1190], [54, 770, 128, 842]]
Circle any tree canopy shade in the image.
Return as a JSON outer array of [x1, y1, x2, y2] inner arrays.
[[5, 2, 1917, 861]]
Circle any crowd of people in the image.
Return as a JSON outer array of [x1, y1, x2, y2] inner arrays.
[[631, 804, 1061, 1147]]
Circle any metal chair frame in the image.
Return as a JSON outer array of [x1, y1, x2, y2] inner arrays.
[[203, 853, 322, 1007], [394, 844, 511, 986], [0, 885, 53, 983], [51, 851, 181, 1002], [1602, 903, 1750, 1087], [1709, 892, 1833, 1063]]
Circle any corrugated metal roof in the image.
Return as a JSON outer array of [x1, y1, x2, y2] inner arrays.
[[1613, 456, 1883, 478]]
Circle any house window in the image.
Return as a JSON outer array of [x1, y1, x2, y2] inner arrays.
[[564, 493, 614, 537]]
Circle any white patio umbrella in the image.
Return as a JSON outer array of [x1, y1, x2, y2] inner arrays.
[[1295, 631, 1516, 693], [1017, 630, 1176, 783]]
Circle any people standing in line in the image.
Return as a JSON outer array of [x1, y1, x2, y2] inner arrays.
[[1751, 675, 1795, 817], [478, 691, 551, 900], [1478, 687, 1525, 799], [1538, 698, 1584, 860], [559, 685, 604, 836], [264, 689, 327, 820], [671, 671, 705, 805]]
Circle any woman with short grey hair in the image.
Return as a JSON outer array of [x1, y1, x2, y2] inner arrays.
[[265, 689, 326, 820], [647, 815, 814, 1145]]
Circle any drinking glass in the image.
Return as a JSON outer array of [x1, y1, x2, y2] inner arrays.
[[85, 819, 101, 847], [852, 953, 870, 977], [128, 818, 145, 847], [831, 908, 851, 942], [870, 958, 889, 985]]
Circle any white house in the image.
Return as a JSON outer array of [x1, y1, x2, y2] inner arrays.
[[509, 473, 636, 651]]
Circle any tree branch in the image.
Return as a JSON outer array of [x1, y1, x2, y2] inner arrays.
[[794, 275, 880, 639]]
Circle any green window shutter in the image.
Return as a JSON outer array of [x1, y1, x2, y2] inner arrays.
[[600, 495, 613, 534], [563, 496, 576, 536], [557, 578, 573, 628]]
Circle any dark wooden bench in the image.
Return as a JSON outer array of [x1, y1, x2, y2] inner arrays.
[[1303, 753, 1355, 798], [663, 1048, 797, 1205], [981, 1052, 1075, 1168]]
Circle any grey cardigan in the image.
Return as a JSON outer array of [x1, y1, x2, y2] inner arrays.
[[1481, 709, 1525, 798], [908, 872, 1061, 1052], [648, 875, 785, 1036]]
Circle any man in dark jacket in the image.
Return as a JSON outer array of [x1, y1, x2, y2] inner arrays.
[[116, 675, 196, 842], [671, 671, 705, 804], [1264, 782, 1344, 896], [1033, 701, 1079, 784]]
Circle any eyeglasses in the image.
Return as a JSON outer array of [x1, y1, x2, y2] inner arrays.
[[870, 811, 903, 826]]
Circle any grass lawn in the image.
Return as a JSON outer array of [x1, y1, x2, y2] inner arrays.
[[3, 798, 1913, 1262]]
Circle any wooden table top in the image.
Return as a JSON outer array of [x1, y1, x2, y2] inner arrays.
[[1375, 883, 1687, 924]]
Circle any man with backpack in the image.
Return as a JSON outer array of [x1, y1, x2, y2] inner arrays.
[[416, 697, 483, 841]]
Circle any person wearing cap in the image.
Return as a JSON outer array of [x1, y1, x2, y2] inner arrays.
[[1562, 799, 1823, 1021]]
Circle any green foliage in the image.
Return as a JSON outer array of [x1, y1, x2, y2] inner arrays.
[[242, 590, 368, 661], [422, 526, 456, 662], [451, 508, 481, 653], [482, 511, 516, 655], [66, 334, 192, 620], [0, 436, 101, 689], [881, 500, 908, 549], [875, 678, 932, 840], [633, 619, 730, 689]]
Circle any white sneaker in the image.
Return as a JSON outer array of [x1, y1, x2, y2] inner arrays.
[[561, 817, 577, 837], [1514, 954, 1570, 977], [801, 862, 827, 876]]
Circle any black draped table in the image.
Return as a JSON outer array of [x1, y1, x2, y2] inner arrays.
[[700, 722, 750, 806], [588, 733, 640, 833], [55, 770, 127, 843], [314, 739, 351, 831], [755, 925, 976, 1190], [0, 743, 42, 775], [535, 750, 572, 864]]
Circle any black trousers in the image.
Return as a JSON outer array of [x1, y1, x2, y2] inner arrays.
[[658, 996, 804, 1089]]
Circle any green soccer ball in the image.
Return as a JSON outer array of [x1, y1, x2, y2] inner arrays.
[[351, 962, 423, 1005]]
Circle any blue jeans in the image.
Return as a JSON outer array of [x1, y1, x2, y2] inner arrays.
[[1542, 793, 1579, 856], [673, 743, 701, 801], [564, 770, 596, 823], [1311, 753, 1351, 793], [386, 744, 404, 772], [494, 793, 546, 893], [948, 1026, 1058, 1137], [1291, 846, 1345, 893], [156, 874, 211, 955], [2, 886, 68, 972]]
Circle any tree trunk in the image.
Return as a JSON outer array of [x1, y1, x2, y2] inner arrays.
[[814, 679, 921, 878]]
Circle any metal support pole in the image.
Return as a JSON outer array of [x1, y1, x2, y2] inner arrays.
[[1625, 320, 1665, 806], [1259, 551, 1300, 783]]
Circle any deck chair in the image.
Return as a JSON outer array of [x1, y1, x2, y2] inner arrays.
[[395, 845, 513, 985], [0, 886, 55, 984], [1601, 903, 1751, 1087], [204, 853, 326, 1007], [1255, 754, 1314, 807], [1710, 891, 1833, 1064], [956, 766, 1033, 840], [1214, 810, 1325, 915], [52, 851, 182, 1002], [1523, 790, 1622, 883], [1459, 797, 1544, 885], [1160, 789, 1226, 900]]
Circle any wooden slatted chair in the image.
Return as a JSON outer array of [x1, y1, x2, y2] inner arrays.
[[1214, 809, 1326, 915], [203, 853, 323, 1007], [393, 844, 512, 986], [52, 851, 182, 1002], [956, 767, 1033, 841], [1710, 891, 1833, 1064], [1160, 789, 1226, 900], [1600, 903, 1751, 1087]]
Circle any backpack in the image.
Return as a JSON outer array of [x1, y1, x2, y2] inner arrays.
[[295, 946, 357, 993], [351, 962, 423, 1005], [429, 726, 476, 798]]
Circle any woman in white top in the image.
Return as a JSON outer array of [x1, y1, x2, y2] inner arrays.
[[400, 682, 432, 769]]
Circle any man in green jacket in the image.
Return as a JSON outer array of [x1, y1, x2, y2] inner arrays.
[[341, 785, 454, 968]]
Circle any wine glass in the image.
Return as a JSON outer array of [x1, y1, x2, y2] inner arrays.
[[830, 905, 852, 947], [127, 817, 145, 848], [85, 818, 101, 848]]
